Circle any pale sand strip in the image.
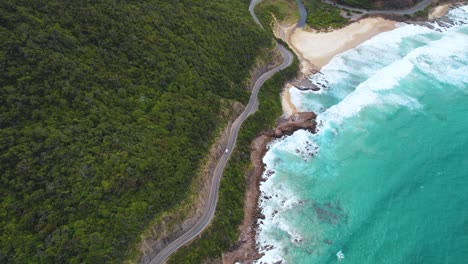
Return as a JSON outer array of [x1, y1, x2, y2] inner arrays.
[[291, 18, 396, 69], [429, 4, 451, 19], [281, 84, 298, 116], [282, 17, 397, 116]]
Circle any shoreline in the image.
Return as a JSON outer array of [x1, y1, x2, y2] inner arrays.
[[223, 1, 463, 263], [222, 135, 270, 264], [281, 84, 300, 117], [281, 16, 397, 117], [281, 0, 462, 118], [429, 3, 452, 19], [291, 17, 397, 70], [223, 113, 317, 263], [224, 15, 398, 264]]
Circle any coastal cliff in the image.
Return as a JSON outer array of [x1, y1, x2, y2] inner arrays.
[[223, 112, 316, 263], [267, 112, 317, 138]]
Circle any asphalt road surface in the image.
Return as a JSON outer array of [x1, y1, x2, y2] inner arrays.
[[297, 0, 308, 27], [147, 1, 293, 263], [249, 0, 265, 29], [146, 0, 438, 262]]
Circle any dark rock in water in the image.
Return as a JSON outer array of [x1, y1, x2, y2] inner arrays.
[[257, 212, 266, 220], [265, 169, 275, 177], [273, 112, 317, 138], [291, 78, 321, 91]]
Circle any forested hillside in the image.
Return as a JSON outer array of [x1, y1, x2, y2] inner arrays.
[[304, 0, 348, 29], [0, 0, 271, 262], [254, 0, 300, 26]]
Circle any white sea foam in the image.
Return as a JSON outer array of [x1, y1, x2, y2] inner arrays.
[[292, 24, 433, 112], [273, 130, 317, 160], [256, 174, 296, 264], [288, 86, 304, 111], [317, 23, 468, 134], [316, 58, 416, 133], [256, 6, 468, 263], [256, 129, 318, 264], [446, 4, 468, 25], [411, 31, 468, 87], [430, 4, 468, 31], [294, 4, 468, 114]]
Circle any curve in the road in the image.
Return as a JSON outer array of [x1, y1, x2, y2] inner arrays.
[[296, 0, 308, 28], [250, 0, 265, 29], [147, 1, 293, 264]]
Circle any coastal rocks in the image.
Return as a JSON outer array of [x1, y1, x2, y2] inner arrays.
[[222, 112, 317, 263], [261, 113, 318, 162], [290, 78, 321, 91], [270, 112, 317, 138], [290, 69, 330, 92]]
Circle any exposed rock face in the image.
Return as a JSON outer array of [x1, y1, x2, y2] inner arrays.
[[265, 112, 317, 138], [291, 78, 321, 91], [222, 112, 316, 263]]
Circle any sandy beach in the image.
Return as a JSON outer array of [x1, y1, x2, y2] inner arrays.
[[279, 17, 397, 117], [291, 17, 397, 70], [223, 1, 466, 263], [430, 4, 452, 19], [281, 84, 299, 116]]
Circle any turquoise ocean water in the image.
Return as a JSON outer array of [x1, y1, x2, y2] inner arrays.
[[256, 6, 468, 264]]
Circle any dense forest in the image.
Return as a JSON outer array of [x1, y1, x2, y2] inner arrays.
[[0, 0, 272, 262], [169, 44, 299, 263], [256, 0, 348, 30], [303, 0, 348, 29], [254, 0, 300, 26], [168, 6, 299, 261]]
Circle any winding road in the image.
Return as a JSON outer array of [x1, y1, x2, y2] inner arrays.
[[148, 1, 292, 264], [296, 0, 308, 27], [250, 0, 265, 29]]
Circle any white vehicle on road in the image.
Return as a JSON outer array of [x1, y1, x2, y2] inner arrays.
[[225, 148, 229, 154]]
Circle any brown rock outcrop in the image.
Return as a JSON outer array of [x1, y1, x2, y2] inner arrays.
[[223, 111, 316, 263], [265, 112, 317, 138]]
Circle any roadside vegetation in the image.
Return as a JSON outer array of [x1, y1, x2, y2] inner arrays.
[[413, 4, 432, 19], [255, 0, 301, 26], [168, 45, 299, 263], [255, 0, 348, 31], [0, 0, 272, 262], [166, 10, 300, 262], [303, 0, 349, 30]]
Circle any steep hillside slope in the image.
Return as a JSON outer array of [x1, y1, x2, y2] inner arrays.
[[0, 0, 271, 262]]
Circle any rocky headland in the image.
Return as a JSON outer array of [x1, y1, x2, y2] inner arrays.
[[223, 1, 467, 263], [223, 112, 316, 263], [267, 112, 317, 138]]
